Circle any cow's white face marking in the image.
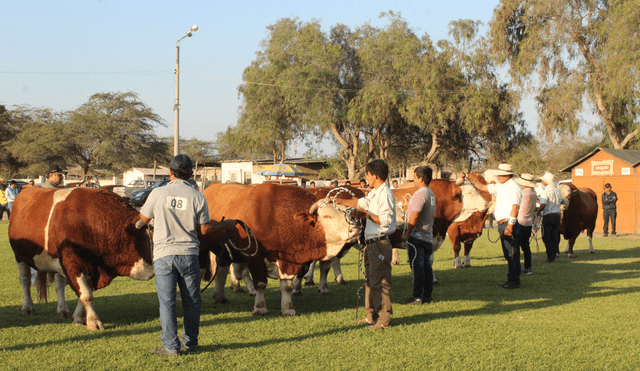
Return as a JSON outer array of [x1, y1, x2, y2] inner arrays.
[[32, 250, 65, 275], [558, 184, 571, 208], [44, 188, 77, 252], [312, 200, 361, 259], [128, 258, 154, 280], [453, 183, 488, 223]]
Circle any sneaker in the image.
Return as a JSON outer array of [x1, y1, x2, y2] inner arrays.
[[522, 268, 533, 275], [404, 297, 422, 305], [151, 348, 179, 357], [498, 281, 509, 288]]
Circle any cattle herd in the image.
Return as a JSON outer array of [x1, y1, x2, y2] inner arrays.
[[7, 172, 598, 330]]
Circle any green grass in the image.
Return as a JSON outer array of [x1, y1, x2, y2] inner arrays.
[[1, 220, 640, 370]]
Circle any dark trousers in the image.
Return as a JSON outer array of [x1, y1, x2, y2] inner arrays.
[[364, 238, 392, 326], [542, 213, 561, 261], [498, 222, 520, 285], [603, 209, 617, 234], [407, 237, 433, 302], [518, 225, 532, 270]]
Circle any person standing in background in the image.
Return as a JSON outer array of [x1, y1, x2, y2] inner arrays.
[[602, 183, 617, 237]]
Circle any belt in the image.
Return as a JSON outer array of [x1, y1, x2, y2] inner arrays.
[[497, 219, 508, 225], [365, 236, 388, 245]]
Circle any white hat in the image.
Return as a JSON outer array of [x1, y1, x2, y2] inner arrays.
[[493, 163, 514, 176], [516, 173, 536, 188], [540, 172, 555, 185]]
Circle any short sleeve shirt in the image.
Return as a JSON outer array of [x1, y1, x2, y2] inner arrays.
[[407, 186, 436, 243], [140, 179, 211, 261], [539, 185, 563, 215], [488, 178, 523, 221]]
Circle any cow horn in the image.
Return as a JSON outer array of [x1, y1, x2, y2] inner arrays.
[[309, 201, 320, 214]]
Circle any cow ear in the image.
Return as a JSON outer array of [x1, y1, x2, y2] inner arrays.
[[452, 188, 462, 201], [293, 212, 317, 228]]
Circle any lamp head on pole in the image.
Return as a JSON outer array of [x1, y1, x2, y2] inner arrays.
[[187, 25, 198, 37]]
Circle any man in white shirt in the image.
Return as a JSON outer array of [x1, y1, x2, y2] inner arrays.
[[536, 172, 566, 263], [467, 164, 522, 289], [336, 159, 396, 329]]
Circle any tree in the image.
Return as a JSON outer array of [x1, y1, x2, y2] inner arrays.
[[66, 92, 166, 176], [490, 0, 640, 148]]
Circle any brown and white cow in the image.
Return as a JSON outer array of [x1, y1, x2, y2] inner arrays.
[[198, 182, 361, 316], [558, 183, 598, 257], [8, 186, 155, 330], [390, 177, 491, 274]]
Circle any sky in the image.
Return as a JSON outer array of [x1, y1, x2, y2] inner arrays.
[[1, 0, 549, 157]]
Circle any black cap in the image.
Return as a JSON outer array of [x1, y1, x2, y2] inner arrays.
[[605, 183, 612, 188], [9, 180, 16, 184], [47, 165, 68, 175], [169, 154, 194, 173]]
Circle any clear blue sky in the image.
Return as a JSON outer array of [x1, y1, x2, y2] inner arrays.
[[3, 0, 536, 156]]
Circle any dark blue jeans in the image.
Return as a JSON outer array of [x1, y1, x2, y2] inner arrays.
[[154, 255, 202, 352], [542, 213, 561, 261], [407, 237, 433, 302], [499, 222, 520, 285], [518, 225, 532, 270], [603, 209, 616, 234]]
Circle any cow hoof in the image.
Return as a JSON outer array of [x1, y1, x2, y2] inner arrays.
[[281, 310, 296, 317], [318, 290, 332, 295], [21, 308, 35, 316], [232, 287, 245, 294], [589, 250, 596, 254], [252, 308, 268, 316], [568, 254, 577, 259], [335, 278, 347, 285], [87, 320, 104, 330], [454, 264, 463, 269], [214, 298, 230, 304], [58, 311, 71, 319], [464, 265, 473, 268], [304, 280, 315, 286], [73, 319, 86, 326]]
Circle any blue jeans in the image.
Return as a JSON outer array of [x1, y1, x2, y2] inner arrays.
[[542, 213, 561, 261], [407, 237, 433, 302], [154, 255, 201, 352], [498, 222, 521, 285]]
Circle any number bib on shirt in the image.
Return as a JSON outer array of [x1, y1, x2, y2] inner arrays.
[[166, 196, 188, 210]]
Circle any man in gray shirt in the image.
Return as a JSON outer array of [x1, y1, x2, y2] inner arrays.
[[401, 166, 436, 305], [140, 154, 236, 356]]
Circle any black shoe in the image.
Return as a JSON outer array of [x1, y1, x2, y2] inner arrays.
[[501, 283, 520, 289], [422, 298, 433, 304], [498, 281, 509, 288], [404, 297, 422, 305], [151, 348, 179, 357], [603, 233, 609, 237], [542, 259, 555, 263]]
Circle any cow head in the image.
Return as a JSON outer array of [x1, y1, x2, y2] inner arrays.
[[558, 183, 574, 210], [309, 199, 362, 260]]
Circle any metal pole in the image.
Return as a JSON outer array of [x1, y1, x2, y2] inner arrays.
[[174, 41, 180, 156]]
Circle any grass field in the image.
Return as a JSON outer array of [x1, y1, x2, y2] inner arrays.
[[1, 220, 639, 370]]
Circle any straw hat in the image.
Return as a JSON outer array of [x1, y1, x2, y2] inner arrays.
[[516, 173, 536, 188], [540, 172, 555, 185], [493, 163, 514, 176]]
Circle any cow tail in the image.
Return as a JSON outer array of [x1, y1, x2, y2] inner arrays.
[[36, 271, 49, 304]]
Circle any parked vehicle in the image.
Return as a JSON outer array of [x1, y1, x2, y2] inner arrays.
[[129, 178, 197, 207], [121, 179, 162, 200]]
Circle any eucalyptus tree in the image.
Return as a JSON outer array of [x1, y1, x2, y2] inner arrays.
[[490, 0, 640, 148]]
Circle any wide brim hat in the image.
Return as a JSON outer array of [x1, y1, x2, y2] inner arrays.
[[516, 173, 536, 188], [47, 164, 68, 175], [493, 163, 514, 176], [540, 172, 555, 185]]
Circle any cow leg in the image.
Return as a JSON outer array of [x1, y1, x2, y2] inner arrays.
[[214, 264, 230, 304], [280, 279, 296, 317], [563, 241, 570, 254], [391, 248, 400, 265], [331, 258, 346, 284], [229, 263, 243, 293], [303, 261, 316, 286], [463, 241, 473, 268], [69, 273, 103, 330], [587, 232, 595, 254], [317, 260, 332, 295], [253, 283, 268, 316], [17, 262, 35, 315], [238, 264, 256, 295], [430, 252, 438, 284], [54, 273, 71, 318], [566, 238, 577, 258]]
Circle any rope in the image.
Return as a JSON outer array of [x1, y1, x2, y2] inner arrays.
[[222, 220, 259, 257], [200, 263, 217, 294], [355, 248, 367, 319]]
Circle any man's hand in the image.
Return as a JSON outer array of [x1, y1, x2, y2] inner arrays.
[[504, 224, 513, 237]]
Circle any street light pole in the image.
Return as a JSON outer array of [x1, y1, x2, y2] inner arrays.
[[174, 25, 198, 156]]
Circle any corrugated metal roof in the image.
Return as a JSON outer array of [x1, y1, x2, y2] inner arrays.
[[560, 147, 640, 172]]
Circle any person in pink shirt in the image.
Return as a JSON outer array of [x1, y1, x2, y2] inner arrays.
[[516, 173, 538, 274]]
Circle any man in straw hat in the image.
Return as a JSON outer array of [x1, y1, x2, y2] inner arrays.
[[536, 172, 566, 263], [465, 163, 522, 289], [515, 173, 538, 274]]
